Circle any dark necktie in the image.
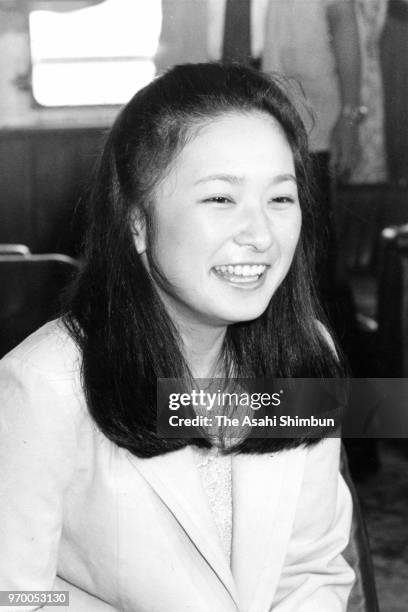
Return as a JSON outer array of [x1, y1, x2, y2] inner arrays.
[[222, 0, 251, 65]]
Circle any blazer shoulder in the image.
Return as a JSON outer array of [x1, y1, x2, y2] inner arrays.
[[0, 319, 86, 427], [2, 318, 81, 380]]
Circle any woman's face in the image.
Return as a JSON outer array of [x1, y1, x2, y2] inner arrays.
[[135, 111, 301, 329]]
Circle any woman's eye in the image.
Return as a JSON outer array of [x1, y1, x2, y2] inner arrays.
[[202, 196, 234, 204], [270, 196, 296, 206]]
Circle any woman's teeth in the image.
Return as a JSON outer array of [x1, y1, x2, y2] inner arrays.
[[214, 264, 266, 281]]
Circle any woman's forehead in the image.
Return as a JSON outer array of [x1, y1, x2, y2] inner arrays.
[[169, 113, 294, 178]]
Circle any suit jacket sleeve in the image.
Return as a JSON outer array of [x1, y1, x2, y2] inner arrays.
[[0, 357, 75, 602], [271, 438, 355, 611]]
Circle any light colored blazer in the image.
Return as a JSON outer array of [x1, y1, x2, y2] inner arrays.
[[0, 321, 354, 611]]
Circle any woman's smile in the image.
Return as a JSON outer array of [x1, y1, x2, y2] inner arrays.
[[212, 263, 269, 287]]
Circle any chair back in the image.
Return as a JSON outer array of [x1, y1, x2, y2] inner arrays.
[[0, 244, 31, 256]]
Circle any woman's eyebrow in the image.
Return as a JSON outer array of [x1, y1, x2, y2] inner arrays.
[[194, 173, 297, 186], [272, 173, 298, 186], [194, 174, 244, 185]]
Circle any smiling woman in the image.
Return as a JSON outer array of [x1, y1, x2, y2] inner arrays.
[[0, 63, 354, 611]]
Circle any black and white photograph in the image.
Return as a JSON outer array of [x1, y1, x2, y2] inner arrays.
[[0, 1, 407, 610]]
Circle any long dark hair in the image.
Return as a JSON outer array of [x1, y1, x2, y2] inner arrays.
[[64, 63, 343, 458]]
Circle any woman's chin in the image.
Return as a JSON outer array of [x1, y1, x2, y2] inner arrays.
[[212, 305, 269, 326]]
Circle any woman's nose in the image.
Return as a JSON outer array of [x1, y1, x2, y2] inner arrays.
[[232, 207, 274, 252]]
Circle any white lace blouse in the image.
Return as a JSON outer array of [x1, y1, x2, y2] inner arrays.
[[193, 445, 233, 564]]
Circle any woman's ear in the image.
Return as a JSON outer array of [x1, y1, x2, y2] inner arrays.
[[131, 211, 147, 255]]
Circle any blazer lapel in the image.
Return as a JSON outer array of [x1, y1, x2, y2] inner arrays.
[[231, 447, 306, 612], [129, 446, 240, 610]]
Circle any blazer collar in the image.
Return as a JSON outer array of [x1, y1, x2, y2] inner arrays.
[[130, 446, 240, 609], [231, 447, 306, 612], [130, 444, 306, 612]]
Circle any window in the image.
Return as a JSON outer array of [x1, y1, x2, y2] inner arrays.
[[29, 0, 162, 107]]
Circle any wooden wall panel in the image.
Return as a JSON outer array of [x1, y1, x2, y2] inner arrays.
[[0, 127, 106, 256], [0, 134, 33, 247]]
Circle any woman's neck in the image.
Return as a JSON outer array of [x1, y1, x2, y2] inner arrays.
[[178, 321, 227, 379], [155, 289, 228, 378]]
